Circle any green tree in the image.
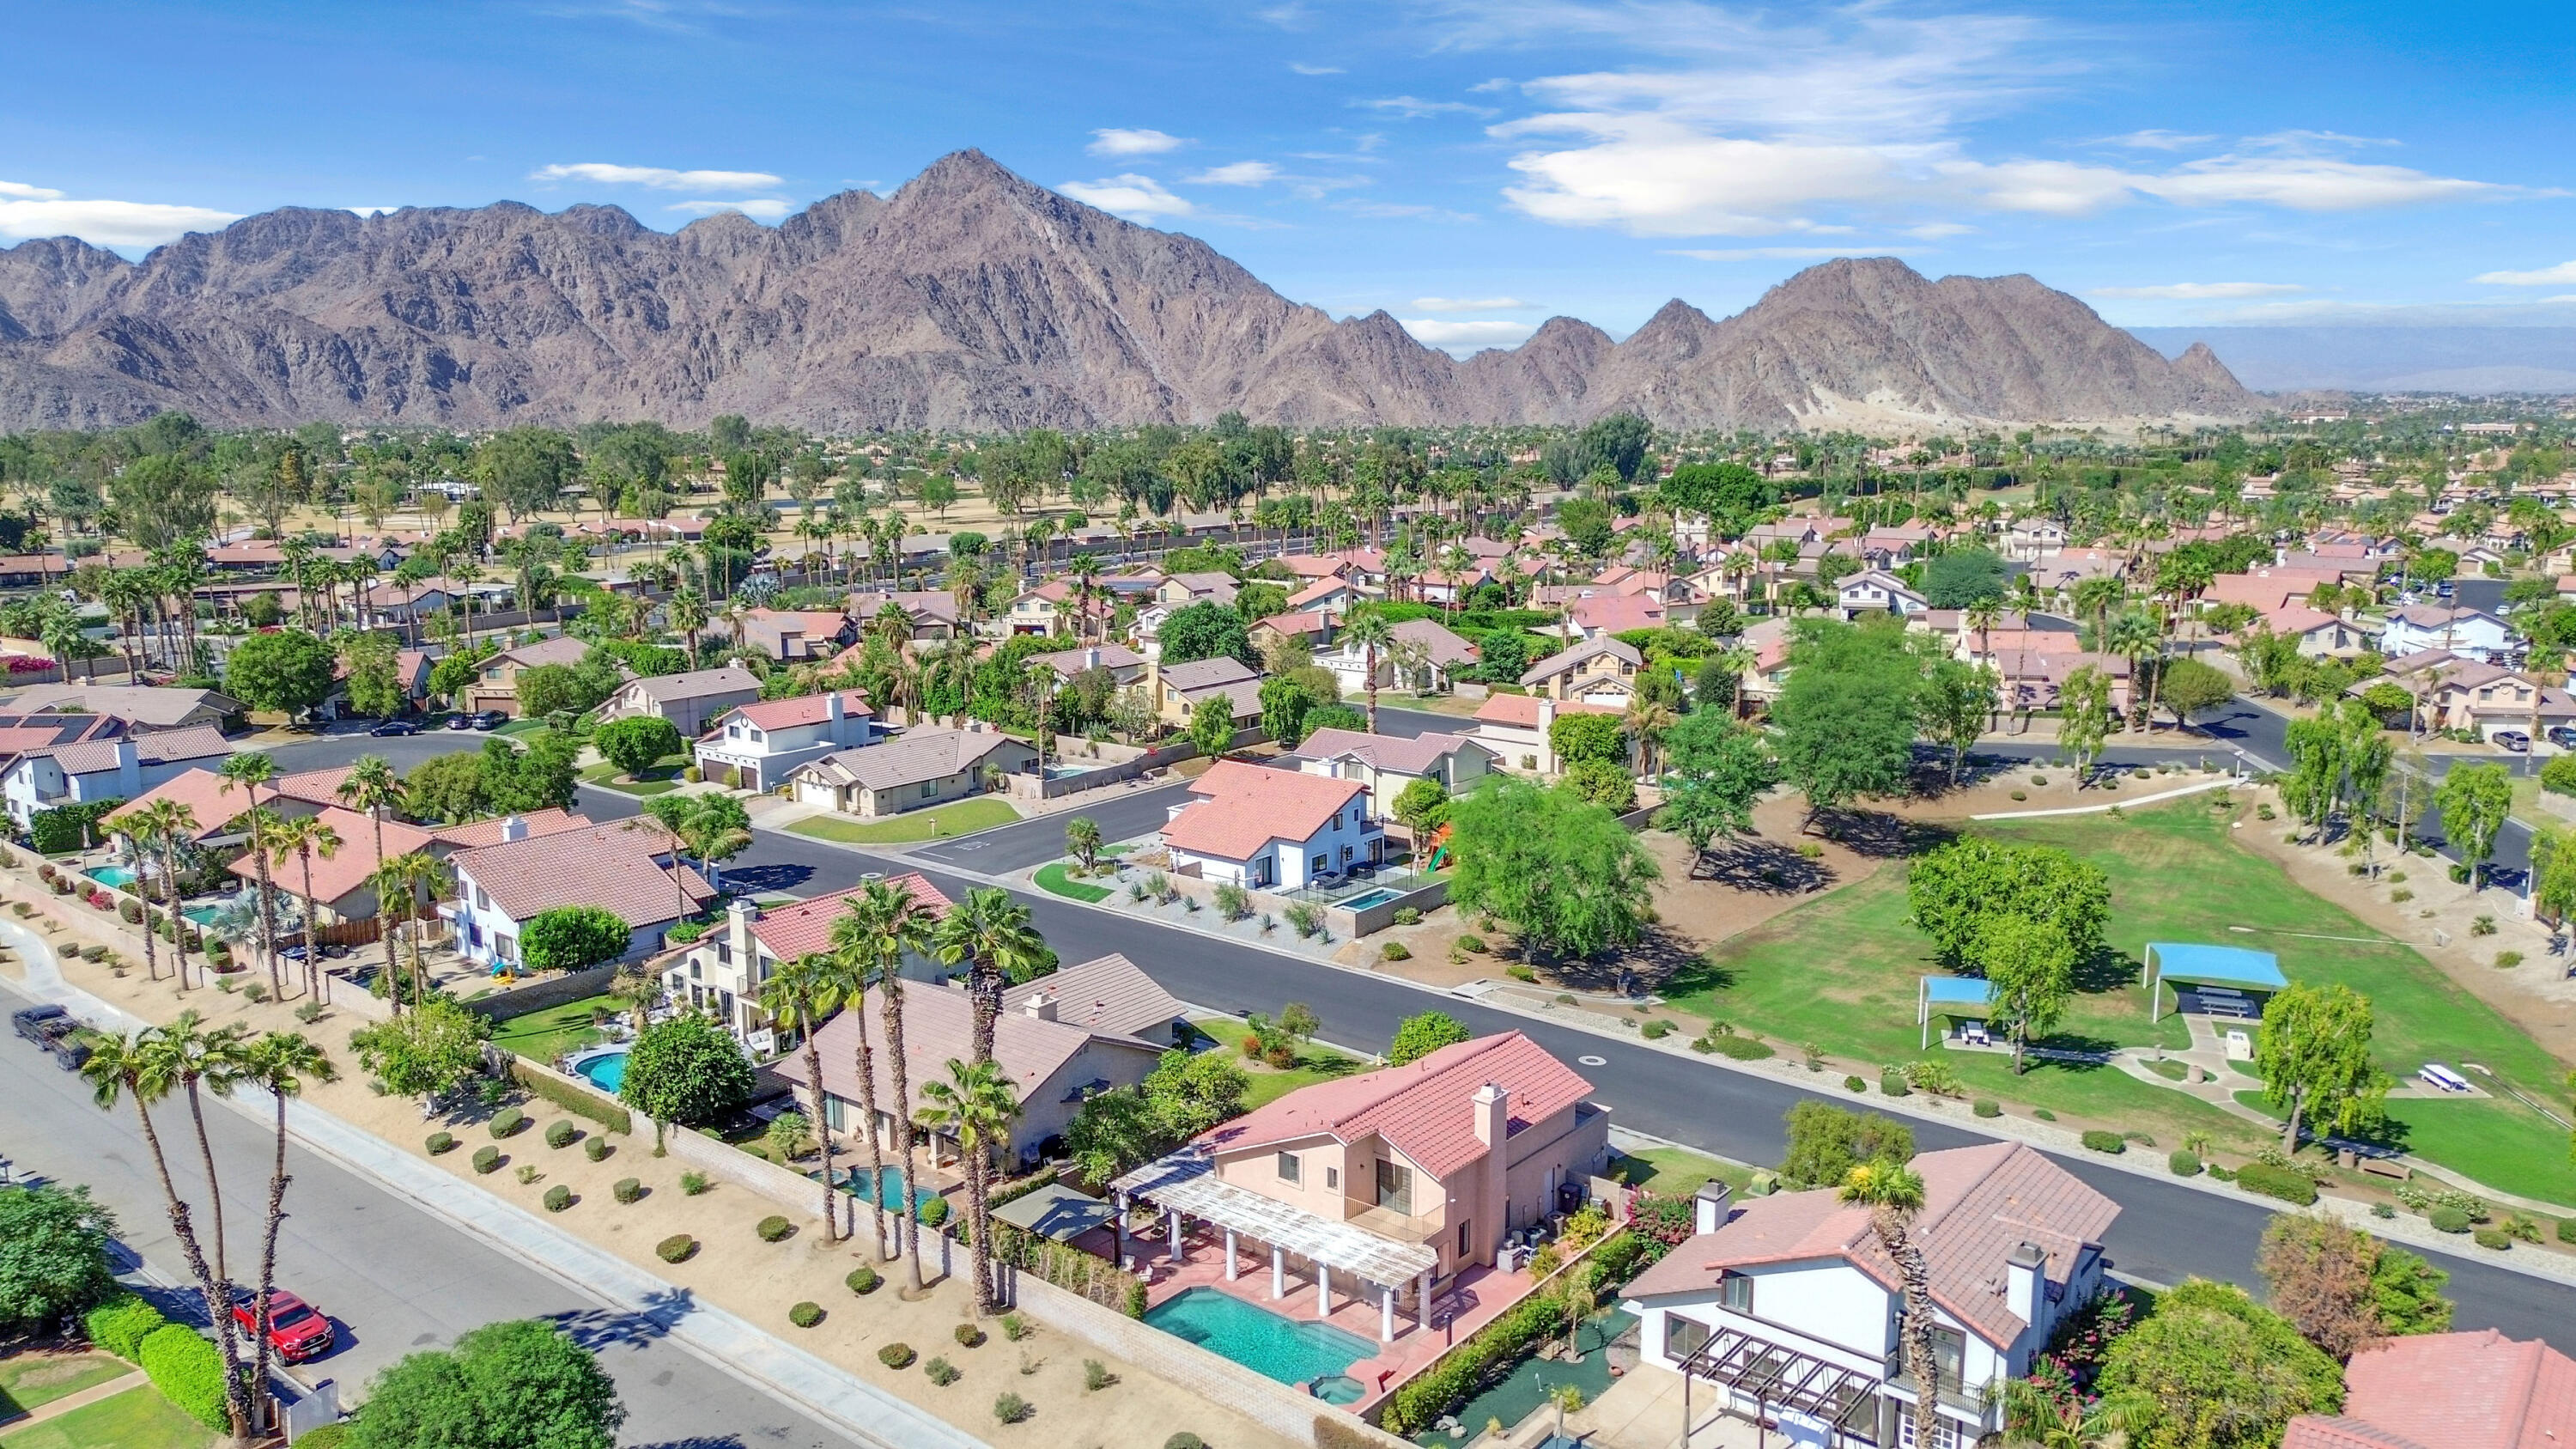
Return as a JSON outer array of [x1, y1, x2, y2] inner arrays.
[[2093, 1279, 2342, 1449], [1770, 619, 1917, 824], [618, 1013, 754, 1134], [349, 996, 491, 1105], [1920, 547, 2006, 609], [1447, 774, 1660, 962], [2257, 1212, 2451, 1361], [1064, 815, 1104, 871], [1141, 1047, 1251, 1137], [1917, 657, 1998, 783], [1258, 676, 1315, 747], [513, 659, 619, 720], [1159, 600, 1254, 667], [476, 428, 580, 521], [1388, 1011, 1471, 1066], [1064, 1088, 1161, 1189], [913, 1056, 1021, 1312], [2057, 663, 2114, 783], [2434, 762, 2512, 886], [1779, 1102, 1912, 1189], [592, 715, 683, 780], [1658, 461, 1771, 535], [1390, 776, 1450, 835], [0, 1184, 119, 1333], [1976, 913, 2075, 1074], [2160, 656, 2234, 723], [1549, 710, 1626, 767], [519, 906, 630, 974], [2531, 822, 2576, 932], [2256, 983, 2390, 1153], [2369, 1245, 2453, 1338], [339, 629, 408, 719], [349, 1318, 627, 1449], [1905, 837, 2111, 971], [1188, 693, 1236, 756], [1656, 710, 1776, 857], [484, 733, 580, 815], [1839, 1160, 1939, 1449], [405, 752, 490, 823], [224, 627, 338, 717]]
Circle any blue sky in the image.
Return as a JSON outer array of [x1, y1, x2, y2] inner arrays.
[[8, 0, 2575, 352]]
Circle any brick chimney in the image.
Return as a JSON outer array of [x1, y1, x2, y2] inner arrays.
[[1023, 991, 1057, 1022], [2005, 1241, 2045, 1329]]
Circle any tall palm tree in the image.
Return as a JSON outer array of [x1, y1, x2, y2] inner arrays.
[[240, 1032, 335, 1412], [82, 1030, 252, 1441], [932, 886, 1046, 1076], [827, 913, 895, 1260], [1624, 695, 1677, 779], [118, 811, 168, 985], [156, 1012, 252, 1292], [914, 1056, 1020, 1314], [758, 953, 848, 1243], [1341, 612, 1396, 734], [125, 798, 200, 991], [834, 880, 935, 1285], [336, 754, 405, 988], [273, 814, 343, 1002], [1841, 1160, 1939, 1449], [217, 752, 283, 988], [369, 851, 441, 1010], [2104, 607, 2164, 732]]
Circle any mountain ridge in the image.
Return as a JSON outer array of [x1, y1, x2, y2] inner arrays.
[[0, 149, 2255, 432]]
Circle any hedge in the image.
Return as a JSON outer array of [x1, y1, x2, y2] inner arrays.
[[585, 1135, 611, 1162], [30, 798, 125, 855], [2168, 1150, 2202, 1177], [489, 1108, 526, 1139], [2237, 1163, 2320, 1207], [507, 1059, 633, 1135], [1380, 1227, 1663, 1437], [2429, 1205, 2473, 1233], [2081, 1130, 2125, 1154], [137, 1323, 230, 1432], [545, 1119, 579, 1149], [84, 1292, 168, 1360], [544, 1185, 574, 1212]]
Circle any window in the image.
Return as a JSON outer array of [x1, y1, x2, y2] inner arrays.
[[1719, 1272, 1753, 1312], [921, 782, 937, 798], [1456, 1220, 1471, 1257], [1665, 1314, 1712, 1365], [1277, 1152, 1301, 1184], [1310, 854, 1327, 874], [1324, 1166, 1339, 1190], [1376, 1159, 1413, 1215]]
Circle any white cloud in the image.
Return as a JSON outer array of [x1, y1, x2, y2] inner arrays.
[[1058, 174, 1196, 220], [1411, 295, 1528, 311], [1401, 318, 1535, 349], [1358, 95, 1497, 119], [667, 198, 794, 220], [2473, 260, 2576, 286], [2090, 281, 2306, 299], [2099, 129, 2217, 150], [0, 186, 240, 247], [1468, 77, 1517, 93], [1087, 128, 1187, 156], [1906, 222, 1975, 238], [1663, 246, 1889, 260], [1288, 62, 1343, 75], [1188, 161, 1279, 186], [532, 161, 783, 190]]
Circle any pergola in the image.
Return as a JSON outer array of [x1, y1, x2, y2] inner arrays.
[[2143, 941, 2286, 1024], [1112, 1149, 1441, 1343], [1917, 975, 1996, 1050], [1680, 1327, 1882, 1448]]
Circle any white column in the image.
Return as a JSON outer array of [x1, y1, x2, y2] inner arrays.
[[1380, 1284, 1396, 1342], [1224, 1229, 1239, 1281], [1418, 1269, 1434, 1331], [1271, 1245, 1285, 1300], [1167, 1207, 1183, 1263], [1315, 1258, 1331, 1318]]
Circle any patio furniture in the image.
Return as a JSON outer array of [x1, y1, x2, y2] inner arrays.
[[1960, 1020, 1991, 1048]]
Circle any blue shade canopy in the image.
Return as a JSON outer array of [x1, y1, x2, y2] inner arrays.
[[1923, 976, 1996, 1008], [2145, 942, 2287, 990]]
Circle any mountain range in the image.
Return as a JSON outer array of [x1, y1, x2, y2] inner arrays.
[[0, 149, 2257, 434]]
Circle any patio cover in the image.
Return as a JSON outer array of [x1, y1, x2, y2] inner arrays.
[[2144, 942, 2287, 1022], [1680, 1327, 1880, 1440], [1112, 1149, 1438, 1288], [993, 1183, 1117, 1244], [1918, 976, 1996, 1050]]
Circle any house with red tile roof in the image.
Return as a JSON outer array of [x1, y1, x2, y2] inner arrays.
[[1161, 759, 1383, 890], [691, 689, 875, 793], [1466, 692, 1619, 776], [2282, 1329, 2576, 1449], [739, 608, 858, 662], [107, 764, 357, 843], [1621, 1142, 2117, 1449], [444, 817, 714, 971], [227, 805, 445, 922], [663, 873, 955, 1035], [1317, 618, 1479, 697]]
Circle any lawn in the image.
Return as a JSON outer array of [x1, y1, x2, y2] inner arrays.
[[1239, 1046, 1367, 1111], [0, 1355, 130, 1417], [787, 797, 1019, 843], [1608, 1146, 1755, 1198], [1034, 863, 1112, 903], [489, 992, 621, 1063], [579, 755, 687, 796], [0, 1385, 209, 1449], [494, 717, 550, 738], [1668, 799, 2576, 1202]]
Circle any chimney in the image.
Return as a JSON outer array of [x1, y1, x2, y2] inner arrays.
[[1084, 646, 1101, 670], [1023, 991, 1057, 1022], [498, 814, 528, 843], [1471, 1082, 1508, 1150], [1692, 1180, 1734, 1235], [2005, 1242, 2045, 1328], [728, 897, 758, 961], [827, 691, 843, 725]]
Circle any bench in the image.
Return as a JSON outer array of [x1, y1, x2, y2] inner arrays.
[[2358, 1157, 2411, 1181]]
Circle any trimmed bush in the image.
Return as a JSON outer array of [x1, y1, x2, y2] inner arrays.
[[83, 1292, 168, 1361], [2081, 1130, 2125, 1154], [920, 1196, 951, 1227], [2560, 1217, 2576, 1245], [2168, 1150, 2202, 1177], [1456, 935, 1485, 953], [2475, 1227, 2512, 1251], [757, 1215, 795, 1242], [657, 1234, 699, 1263], [585, 1135, 611, 1162], [2239, 1163, 2321, 1207], [789, 1301, 824, 1328], [543, 1185, 574, 1212], [545, 1119, 579, 1149], [472, 1146, 502, 1174], [2430, 1205, 2474, 1233], [994, 1391, 1031, 1424], [1380, 941, 1410, 961], [848, 1265, 882, 1295], [1878, 1069, 1910, 1098], [926, 1356, 960, 1386], [613, 1178, 643, 1204], [1164, 1437, 1206, 1449], [955, 1323, 987, 1349], [1641, 1019, 1675, 1039], [880, 1342, 917, 1369], [1972, 1099, 2000, 1118], [137, 1323, 229, 1432], [425, 1131, 457, 1155], [489, 1108, 527, 1139]]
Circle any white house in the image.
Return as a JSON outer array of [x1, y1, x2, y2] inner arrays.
[[1161, 759, 1383, 890], [2380, 605, 2518, 663], [1623, 1142, 2118, 1449], [1837, 569, 1930, 619], [691, 689, 876, 793], [785, 724, 1040, 818], [1293, 728, 1494, 819], [445, 818, 714, 971], [1316, 618, 1479, 697], [0, 724, 232, 831], [666, 873, 954, 1038]]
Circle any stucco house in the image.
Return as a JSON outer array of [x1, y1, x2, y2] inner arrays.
[[2282, 1329, 2574, 1449], [1151, 655, 1263, 728], [1161, 759, 1382, 890], [1316, 618, 1479, 697], [1837, 569, 1930, 619], [665, 873, 954, 1037], [1292, 728, 1493, 819], [2381, 605, 2518, 663], [786, 724, 1038, 817], [739, 608, 857, 662], [459, 634, 595, 717], [1520, 636, 1642, 705], [692, 690, 875, 793], [1467, 693, 1620, 776], [445, 817, 713, 971], [0, 724, 233, 831], [591, 666, 764, 739], [6, 683, 242, 732]]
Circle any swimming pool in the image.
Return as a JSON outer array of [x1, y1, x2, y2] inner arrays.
[[88, 866, 137, 889], [1338, 887, 1403, 912], [1145, 1288, 1374, 1388], [828, 1165, 922, 1214], [568, 1047, 628, 1093]]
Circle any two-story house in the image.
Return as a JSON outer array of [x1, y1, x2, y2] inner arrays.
[[459, 634, 596, 717], [691, 690, 876, 793], [2381, 605, 2519, 663], [1623, 1142, 2118, 1449], [1466, 694, 1620, 776], [0, 724, 233, 831], [1315, 618, 1479, 697], [847, 590, 963, 642], [1292, 728, 1494, 819], [1157, 571, 1241, 609], [739, 609, 858, 662], [590, 666, 764, 739], [1838, 569, 1930, 620], [1151, 656, 1263, 728], [445, 818, 713, 971], [1161, 759, 1382, 889], [666, 873, 954, 1036], [1520, 636, 1642, 705]]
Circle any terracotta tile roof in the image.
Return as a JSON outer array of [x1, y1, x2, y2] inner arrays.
[[427, 808, 591, 849], [1287, 577, 1353, 611], [1254, 612, 1331, 639], [228, 806, 442, 906], [1389, 618, 1479, 667], [1296, 728, 1492, 776], [776, 977, 1156, 1115], [744, 873, 953, 962], [451, 819, 712, 928], [7, 683, 241, 727], [1279, 554, 1351, 580], [1200, 1032, 1594, 1180], [1163, 759, 1365, 860], [1000, 953, 1188, 1044], [1623, 1142, 2118, 1349], [720, 690, 872, 734], [1569, 593, 1668, 635], [106, 764, 354, 837], [1470, 693, 1617, 728], [2282, 1330, 2576, 1449]]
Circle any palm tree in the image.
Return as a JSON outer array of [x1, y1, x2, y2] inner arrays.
[[126, 799, 200, 991], [833, 880, 935, 1283], [2104, 607, 2164, 732], [2000, 1375, 2142, 1449], [1624, 695, 1677, 779], [931, 886, 1046, 1075], [82, 1029, 252, 1441], [1341, 612, 1396, 733], [369, 851, 440, 1010], [217, 752, 283, 987], [240, 1032, 335, 1411], [118, 812, 168, 985], [156, 1012, 252, 1292], [758, 953, 848, 1243], [274, 814, 343, 1002], [1964, 599, 2002, 668], [1840, 1160, 1939, 1449], [914, 1056, 1020, 1314]]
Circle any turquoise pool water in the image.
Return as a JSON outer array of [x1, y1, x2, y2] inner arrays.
[[572, 1049, 628, 1093], [88, 866, 137, 889], [829, 1166, 920, 1214], [1145, 1288, 1373, 1387], [1339, 887, 1402, 911], [183, 905, 222, 926]]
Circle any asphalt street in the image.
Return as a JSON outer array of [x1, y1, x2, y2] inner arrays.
[[909, 779, 1196, 875], [0, 974, 859, 1449]]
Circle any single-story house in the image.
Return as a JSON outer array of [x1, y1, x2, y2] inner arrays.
[[445, 818, 714, 971], [2381, 605, 2518, 663], [1161, 758, 1382, 890], [1293, 728, 1494, 819], [591, 666, 765, 739], [5, 683, 243, 732], [739, 609, 857, 662], [847, 591, 962, 642], [693, 690, 876, 794], [105, 763, 357, 845], [227, 805, 444, 922], [786, 724, 1039, 818], [1028, 643, 1148, 688]]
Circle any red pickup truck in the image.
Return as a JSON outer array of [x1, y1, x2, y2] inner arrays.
[[230, 1288, 335, 1363]]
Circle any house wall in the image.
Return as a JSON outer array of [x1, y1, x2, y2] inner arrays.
[[447, 869, 669, 970], [1167, 797, 1381, 890], [695, 714, 875, 793], [857, 747, 1036, 816], [1498, 1102, 1612, 1245], [1532, 649, 1636, 703]]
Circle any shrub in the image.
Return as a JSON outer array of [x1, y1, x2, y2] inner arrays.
[[848, 1265, 881, 1294], [426, 1131, 457, 1155], [2081, 1130, 2125, 1154], [585, 1135, 611, 1162], [1380, 941, 1411, 961], [544, 1184, 574, 1212], [920, 1196, 951, 1227], [1087, 1359, 1118, 1391], [1002, 1313, 1030, 1341], [2032, 1109, 2056, 1122], [2497, 951, 2524, 968], [1393, 906, 1423, 926], [83, 1292, 168, 1361], [138, 1322, 229, 1432], [657, 1234, 698, 1263], [756, 1215, 795, 1242], [472, 1146, 501, 1174], [956, 1323, 987, 1348], [994, 1391, 1031, 1424], [926, 1356, 959, 1385], [545, 1119, 579, 1149], [2169, 1150, 2202, 1177], [1879, 1068, 1910, 1098], [1641, 1019, 1674, 1039], [789, 1301, 824, 1328], [1505, 965, 1536, 982], [489, 1108, 527, 1139], [514, 1164, 542, 1185], [2430, 1205, 2474, 1233], [1164, 1437, 1205, 1449], [2010, 790, 2027, 801], [613, 1178, 643, 1204], [2561, 1217, 2576, 1245], [1844, 1075, 1867, 1093], [2239, 1163, 2321, 1207], [295, 1001, 325, 1025], [2372, 1202, 2397, 1219], [1972, 1099, 2001, 1118], [1122, 1280, 1148, 1319], [879, 1342, 916, 1369], [2475, 1227, 2512, 1251], [244, 981, 268, 1003], [2123, 1130, 2156, 1146], [2471, 913, 2498, 936], [1456, 934, 1485, 953], [680, 1171, 711, 1195], [2389, 887, 2415, 902], [1706, 1034, 1774, 1061]]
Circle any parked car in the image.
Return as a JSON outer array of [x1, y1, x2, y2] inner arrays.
[[11, 1004, 90, 1069], [2550, 726, 2576, 751], [444, 712, 472, 730], [2494, 730, 2532, 753], [469, 710, 508, 731], [228, 1287, 335, 1363], [369, 717, 421, 736]]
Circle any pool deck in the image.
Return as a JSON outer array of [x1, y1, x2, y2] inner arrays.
[[1115, 1216, 1541, 1414]]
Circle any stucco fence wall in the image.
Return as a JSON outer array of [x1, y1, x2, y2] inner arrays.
[[1330, 878, 1450, 939]]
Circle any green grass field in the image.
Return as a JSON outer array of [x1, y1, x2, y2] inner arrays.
[[579, 756, 687, 796], [1034, 863, 1113, 903], [1239, 1046, 1366, 1111], [1608, 1146, 1754, 1197], [787, 797, 1019, 843], [0, 1356, 130, 1418], [0, 1385, 208, 1449], [489, 992, 620, 1063], [1668, 799, 2576, 1203]]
